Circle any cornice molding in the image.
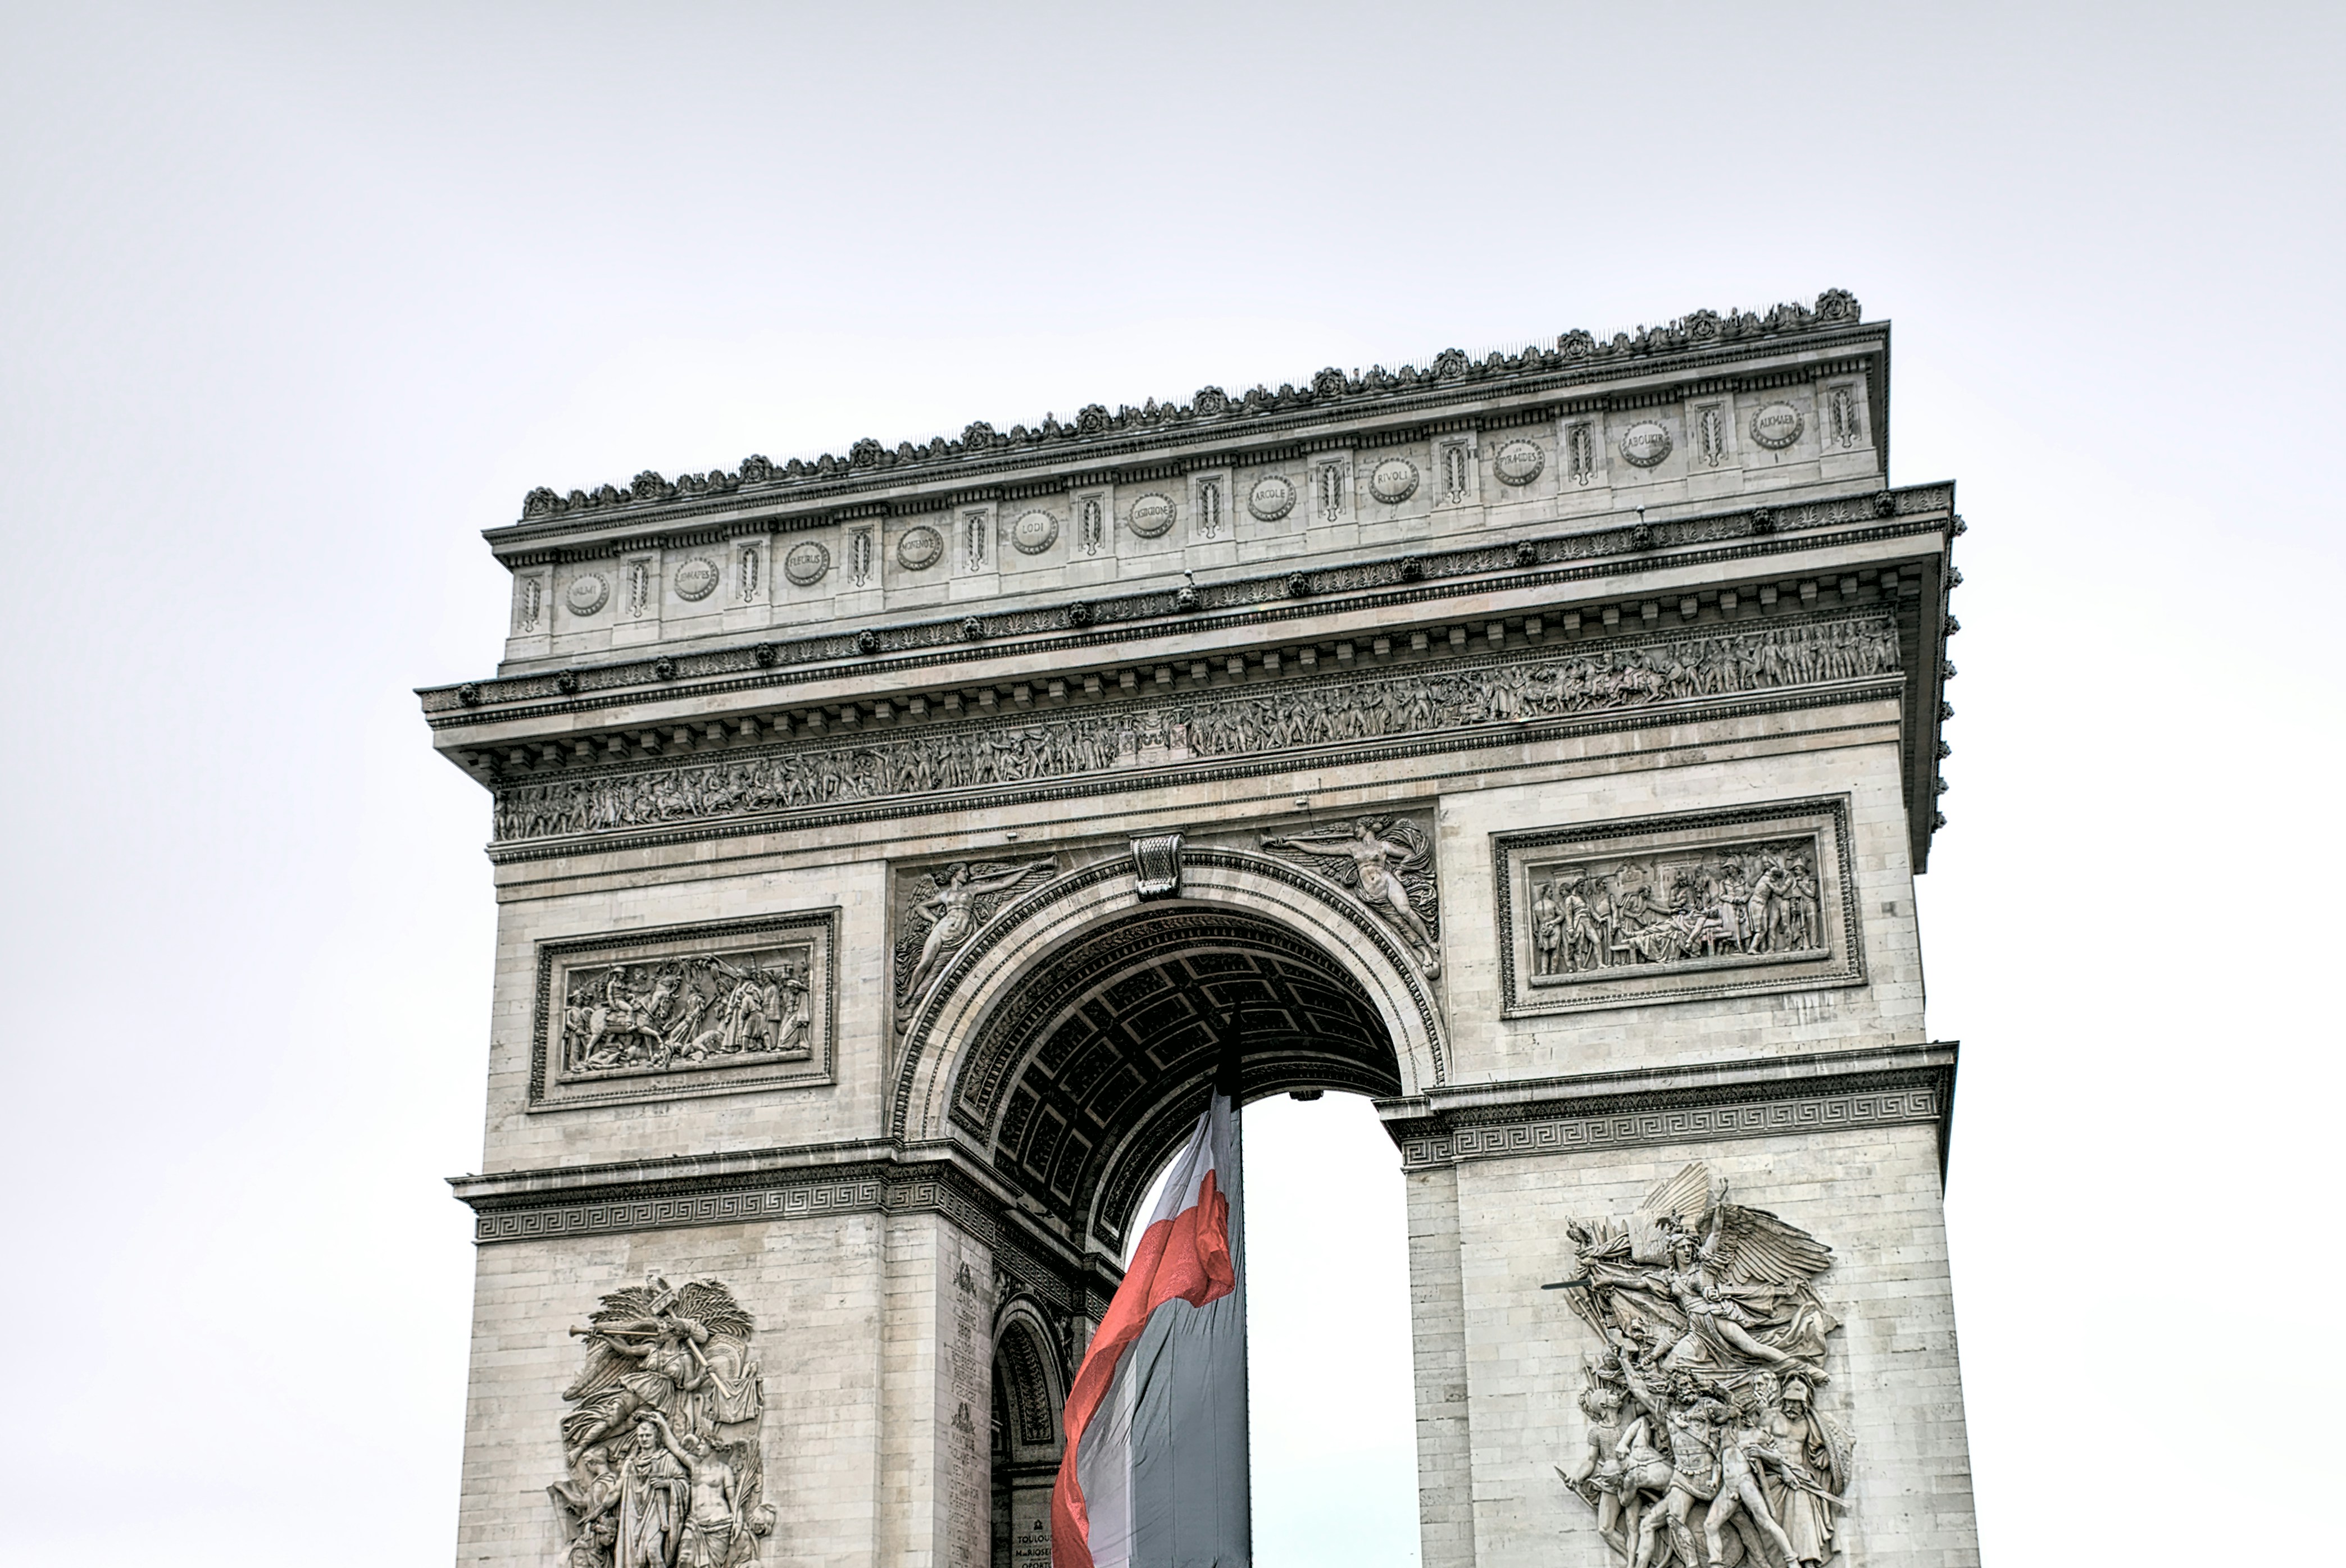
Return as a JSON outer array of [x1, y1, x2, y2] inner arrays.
[[499, 292, 1870, 537], [1378, 1042, 1957, 1177], [425, 483, 1952, 723], [451, 1042, 1958, 1248]]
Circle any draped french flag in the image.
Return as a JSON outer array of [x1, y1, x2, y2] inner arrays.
[[1051, 1085, 1249, 1568]]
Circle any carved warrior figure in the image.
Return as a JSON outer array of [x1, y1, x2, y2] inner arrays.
[[492, 617, 1901, 843], [553, 1275, 775, 1568], [1261, 818, 1441, 977], [893, 858, 1056, 1029], [1551, 1164, 1853, 1566]]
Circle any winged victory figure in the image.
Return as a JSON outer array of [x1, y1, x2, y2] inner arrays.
[[1547, 1164, 1853, 1567], [552, 1274, 774, 1567]]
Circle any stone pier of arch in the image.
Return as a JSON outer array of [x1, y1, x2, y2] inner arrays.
[[434, 294, 1979, 1568]]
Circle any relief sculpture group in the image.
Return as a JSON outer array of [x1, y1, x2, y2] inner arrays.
[[1531, 840, 1822, 979], [492, 617, 1898, 844], [1553, 1163, 1852, 1568], [551, 1276, 775, 1568], [563, 953, 811, 1077]]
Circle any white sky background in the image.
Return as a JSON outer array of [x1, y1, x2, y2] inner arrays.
[[1, 2, 2338, 1564]]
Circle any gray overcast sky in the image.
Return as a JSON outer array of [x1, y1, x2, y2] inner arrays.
[[3, 3, 2338, 1564]]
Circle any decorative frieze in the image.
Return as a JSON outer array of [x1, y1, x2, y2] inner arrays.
[[489, 613, 1900, 847], [430, 485, 1949, 718]]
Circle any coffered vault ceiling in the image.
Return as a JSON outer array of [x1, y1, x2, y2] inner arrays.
[[952, 907, 1402, 1244]]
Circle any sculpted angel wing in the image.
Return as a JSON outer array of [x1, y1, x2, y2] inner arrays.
[[1625, 1160, 1716, 1264], [1704, 1200, 1833, 1287], [561, 1339, 634, 1404], [674, 1279, 754, 1340], [1636, 1161, 1715, 1230]]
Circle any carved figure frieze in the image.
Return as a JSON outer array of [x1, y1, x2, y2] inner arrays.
[[489, 614, 1898, 846], [1528, 837, 1824, 980], [551, 1274, 776, 1568], [561, 947, 813, 1078], [532, 913, 836, 1109], [892, 856, 1058, 1029], [1261, 814, 1440, 977], [1493, 800, 1863, 1018], [1552, 1163, 1853, 1568]]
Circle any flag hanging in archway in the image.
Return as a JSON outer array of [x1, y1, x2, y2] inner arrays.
[[1051, 1087, 1249, 1568]]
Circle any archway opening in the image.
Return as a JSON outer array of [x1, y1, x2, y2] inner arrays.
[[954, 899, 1423, 1568], [948, 901, 1404, 1255], [1120, 1091, 1422, 1568]]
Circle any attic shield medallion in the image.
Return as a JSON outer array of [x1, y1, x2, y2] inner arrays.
[[1368, 457, 1420, 504], [897, 525, 945, 571], [1618, 421, 1672, 467], [1127, 493, 1176, 538], [1493, 439, 1545, 485]]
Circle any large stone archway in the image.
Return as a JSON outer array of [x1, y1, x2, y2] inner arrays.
[[439, 295, 1979, 1568]]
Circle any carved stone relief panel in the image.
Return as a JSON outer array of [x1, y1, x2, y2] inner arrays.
[[549, 1274, 776, 1568], [1823, 380, 1866, 450], [1553, 1162, 1854, 1565], [1075, 492, 1108, 554], [513, 569, 549, 634], [1563, 420, 1600, 487], [1189, 470, 1230, 541], [1312, 456, 1351, 522], [890, 853, 1067, 1032], [1257, 810, 1442, 978], [1492, 799, 1863, 1016], [530, 910, 838, 1110]]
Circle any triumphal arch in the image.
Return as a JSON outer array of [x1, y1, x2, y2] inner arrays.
[[426, 290, 1979, 1568]]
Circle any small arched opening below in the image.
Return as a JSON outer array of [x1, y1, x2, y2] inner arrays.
[[990, 1303, 1065, 1568]]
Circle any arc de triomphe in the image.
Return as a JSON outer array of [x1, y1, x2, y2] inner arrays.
[[427, 291, 1979, 1568]]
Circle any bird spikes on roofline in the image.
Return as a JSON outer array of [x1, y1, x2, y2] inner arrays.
[[515, 291, 1863, 522]]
